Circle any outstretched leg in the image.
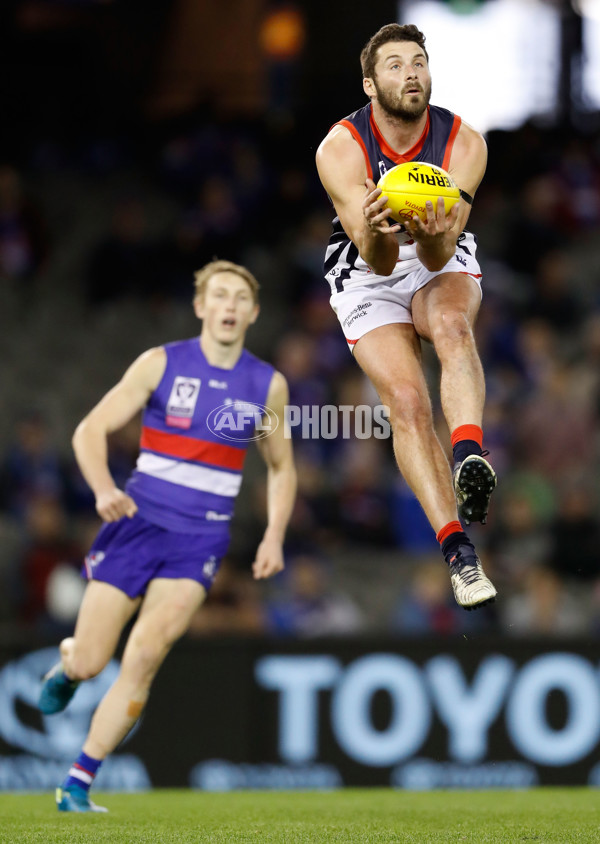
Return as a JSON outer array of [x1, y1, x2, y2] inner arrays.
[[56, 577, 206, 811], [39, 581, 141, 715], [412, 273, 497, 525], [354, 322, 496, 609], [83, 577, 205, 759], [354, 322, 458, 534]]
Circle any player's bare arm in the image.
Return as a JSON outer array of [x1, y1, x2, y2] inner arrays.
[[405, 122, 487, 272], [73, 347, 167, 522], [316, 124, 402, 276], [252, 371, 296, 580]]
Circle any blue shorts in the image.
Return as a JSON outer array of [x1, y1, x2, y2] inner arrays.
[[82, 513, 230, 598]]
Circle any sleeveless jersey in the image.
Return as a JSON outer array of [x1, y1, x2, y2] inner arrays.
[[324, 103, 463, 293], [125, 338, 275, 534]]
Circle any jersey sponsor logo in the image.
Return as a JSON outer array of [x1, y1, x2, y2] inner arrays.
[[342, 301, 372, 330], [456, 255, 467, 267], [378, 161, 388, 179], [208, 379, 228, 389], [166, 377, 201, 429]]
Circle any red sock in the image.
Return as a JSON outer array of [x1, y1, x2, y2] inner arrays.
[[450, 424, 483, 449], [451, 424, 483, 463], [436, 520, 463, 545]]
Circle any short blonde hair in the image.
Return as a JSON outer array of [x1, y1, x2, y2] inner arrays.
[[193, 260, 260, 304]]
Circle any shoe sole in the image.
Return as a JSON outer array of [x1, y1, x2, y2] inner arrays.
[[56, 787, 108, 813], [461, 595, 497, 612], [455, 457, 497, 525]]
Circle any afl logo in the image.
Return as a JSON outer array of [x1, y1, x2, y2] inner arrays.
[[207, 401, 279, 442]]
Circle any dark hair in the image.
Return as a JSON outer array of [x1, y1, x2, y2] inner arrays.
[[360, 24, 428, 79]]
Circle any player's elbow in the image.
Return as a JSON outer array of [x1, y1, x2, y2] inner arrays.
[[359, 245, 397, 276], [270, 453, 296, 481], [370, 257, 397, 276], [357, 237, 398, 277], [418, 239, 456, 273], [72, 416, 101, 453], [72, 419, 87, 451], [420, 256, 447, 272], [271, 459, 297, 500]]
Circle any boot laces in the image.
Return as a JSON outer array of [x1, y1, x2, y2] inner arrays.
[[452, 553, 481, 585]]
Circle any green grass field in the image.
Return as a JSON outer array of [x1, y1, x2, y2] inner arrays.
[[0, 788, 598, 843]]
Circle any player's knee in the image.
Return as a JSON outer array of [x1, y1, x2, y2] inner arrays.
[[132, 644, 160, 676], [126, 639, 166, 685], [386, 382, 430, 430], [67, 650, 109, 681], [430, 310, 472, 353]]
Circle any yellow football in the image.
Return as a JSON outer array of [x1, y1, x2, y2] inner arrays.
[[377, 161, 460, 223]]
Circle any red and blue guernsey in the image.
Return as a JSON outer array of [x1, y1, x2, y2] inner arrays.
[[125, 338, 275, 534], [324, 103, 463, 293]]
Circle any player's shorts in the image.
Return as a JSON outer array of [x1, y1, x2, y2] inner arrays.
[[330, 231, 482, 353], [82, 512, 230, 599]]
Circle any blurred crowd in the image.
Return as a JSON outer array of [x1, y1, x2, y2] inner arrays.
[[2, 113, 600, 643]]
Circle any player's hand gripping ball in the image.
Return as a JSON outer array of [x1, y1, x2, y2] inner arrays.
[[377, 161, 460, 223]]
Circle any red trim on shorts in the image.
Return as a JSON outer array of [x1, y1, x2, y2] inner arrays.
[[451, 424, 483, 449], [442, 115, 462, 171], [336, 120, 373, 180], [436, 520, 463, 545], [369, 104, 430, 164], [140, 426, 246, 471]]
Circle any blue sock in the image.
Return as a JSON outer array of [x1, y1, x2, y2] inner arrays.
[[441, 531, 472, 563], [63, 751, 103, 793], [452, 439, 482, 464]]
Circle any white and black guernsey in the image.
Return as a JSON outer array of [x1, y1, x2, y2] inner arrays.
[[324, 103, 463, 293]]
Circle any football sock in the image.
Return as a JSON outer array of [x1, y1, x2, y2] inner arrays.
[[63, 751, 103, 794], [437, 521, 473, 563], [451, 424, 483, 464]]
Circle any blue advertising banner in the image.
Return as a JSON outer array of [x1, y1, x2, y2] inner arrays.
[[0, 639, 599, 790]]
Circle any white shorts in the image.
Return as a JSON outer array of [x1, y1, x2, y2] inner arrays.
[[330, 232, 482, 352]]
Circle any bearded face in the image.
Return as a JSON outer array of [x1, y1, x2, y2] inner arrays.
[[372, 74, 432, 122]]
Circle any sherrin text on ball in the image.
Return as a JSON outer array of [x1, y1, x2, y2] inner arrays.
[[377, 161, 460, 223]]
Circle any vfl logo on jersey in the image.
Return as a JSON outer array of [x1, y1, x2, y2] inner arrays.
[[166, 377, 201, 429], [84, 551, 105, 579], [202, 556, 218, 581], [378, 161, 388, 179]]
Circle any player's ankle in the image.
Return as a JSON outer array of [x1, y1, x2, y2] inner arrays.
[[63, 751, 103, 794], [451, 424, 483, 464], [437, 521, 473, 562]]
